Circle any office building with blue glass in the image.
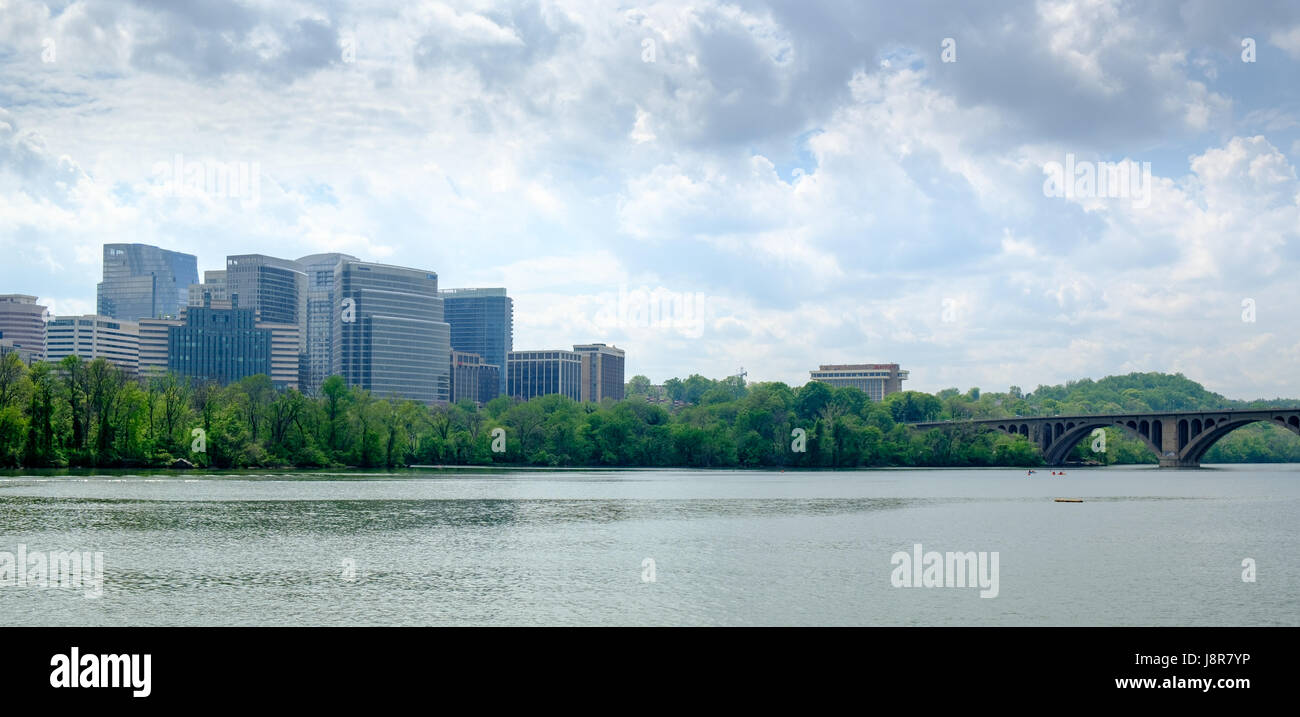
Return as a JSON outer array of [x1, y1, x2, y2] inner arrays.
[[440, 287, 512, 395], [167, 298, 271, 385], [97, 243, 198, 321], [335, 261, 450, 405]]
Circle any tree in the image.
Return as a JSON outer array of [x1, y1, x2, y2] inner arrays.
[[626, 375, 652, 396]]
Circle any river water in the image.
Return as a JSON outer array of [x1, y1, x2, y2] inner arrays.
[[1, 465, 1295, 626]]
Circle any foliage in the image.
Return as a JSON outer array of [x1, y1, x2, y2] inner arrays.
[[0, 361, 1295, 470]]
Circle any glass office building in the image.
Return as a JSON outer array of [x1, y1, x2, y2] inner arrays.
[[225, 255, 306, 329], [507, 350, 582, 401], [440, 288, 512, 395], [167, 305, 271, 385], [334, 261, 450, 405], [97, 243, 198, 321], [296, 253, 357, 395]]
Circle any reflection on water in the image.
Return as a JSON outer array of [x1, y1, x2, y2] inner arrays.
[[0, 466, 1296, 626]]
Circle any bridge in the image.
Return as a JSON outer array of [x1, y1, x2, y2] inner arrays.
[[911, 409, 1300, 468]]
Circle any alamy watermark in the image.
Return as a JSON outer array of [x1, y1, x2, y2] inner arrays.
[[0, 544, 104, 598], [151, 153, 261, 208], [1043, 154, 1151, 209], [890, 543, 999, 598], [593, 285, 718, 333]]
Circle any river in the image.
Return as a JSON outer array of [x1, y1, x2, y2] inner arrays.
[[1, 465, 1296, 626]]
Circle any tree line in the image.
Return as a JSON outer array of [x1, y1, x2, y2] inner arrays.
[[0, 353, 1296, 469]]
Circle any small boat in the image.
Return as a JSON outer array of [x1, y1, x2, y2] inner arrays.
[[1054, 498, 1083, 503]]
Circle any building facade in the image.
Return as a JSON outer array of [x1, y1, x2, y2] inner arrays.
[[334, 261, 450, 405], [187, 270, 229, 308], [137, 317, 184, 376], [97, 243, 198, 321], [168, 304, 271, 385], [0, 294, 48, 357], [574, 343, 625, 402], [0, 339, 40, 365], [224, 254, 307, 351], [296, 253, 357, 394], [44, 315, 141, 374], [507, 350, 581, 401], [258, 321, 301, 390], [440, 288, 512, 396], [450, 351, 501, 406], [809, 363, 909, 401]]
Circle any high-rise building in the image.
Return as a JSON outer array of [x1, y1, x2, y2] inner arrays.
[[296, 253, 357, 394], [225, 254, 305, 349], [44, 315, 141, 373], [450, 350, 501, 406], [138, 317, 184, 376], [507, 350, 581, 401], [574, 343, 626, 402], [168, 302, 271, 385], [97, 243, 198, 321], [0, 294, 48, 357], [440, 288, 512, 395], [187, 270, 229, 308], [809, 363, 909, 401], [334, 261, 450, 405]]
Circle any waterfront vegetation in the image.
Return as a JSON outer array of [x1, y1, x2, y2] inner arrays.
[[0, 353, 1297, 469]]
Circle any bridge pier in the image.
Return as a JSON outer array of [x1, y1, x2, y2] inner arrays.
[[1159, 424, 1197, 468]]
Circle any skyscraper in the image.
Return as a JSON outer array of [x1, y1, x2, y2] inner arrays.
[[334, 261, 450, 405], [224, 255, 307, 330], [440, 288, 512, 395], [97, 244, 198, 321], [296, 253, 357, 394]]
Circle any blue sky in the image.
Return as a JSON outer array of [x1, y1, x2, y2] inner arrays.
[[2, 0, 1299, 398]]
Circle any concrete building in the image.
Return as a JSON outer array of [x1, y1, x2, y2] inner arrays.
[[0, 339, 40, 365], [0, 294, 48, 358], [258, 321, 301, 390], [168, 302, 270, 385], [809, 363, 909, 401], [450, 350, 501, 406], [296, 253, 357, 394], [507, 349, 581, 401], [334, 261, 450, 405], [44, 315, 141, 374], [574, 343, 625, 402], [440, 288, 513, 396], [137, 317, 184, 376], [97, 243, 198, 321], [187, 270, 229, 308]]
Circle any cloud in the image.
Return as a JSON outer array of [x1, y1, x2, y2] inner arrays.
[[3, 0, 1300, 399]]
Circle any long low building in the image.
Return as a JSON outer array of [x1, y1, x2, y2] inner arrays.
[[809, 363, 908, 400], [44, 315, 141, 374]]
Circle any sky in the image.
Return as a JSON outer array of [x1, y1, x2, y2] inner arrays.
[[1, 0, 1299, 399]]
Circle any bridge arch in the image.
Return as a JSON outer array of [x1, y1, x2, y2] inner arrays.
[[1041, 420, 1163, 465], [1181, 415, 1300, 464]]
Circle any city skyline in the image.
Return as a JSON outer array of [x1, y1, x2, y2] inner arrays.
[[4, 2, 1300, 399]]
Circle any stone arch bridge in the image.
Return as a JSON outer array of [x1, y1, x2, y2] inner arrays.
[[910, 409, 1300, 468]]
